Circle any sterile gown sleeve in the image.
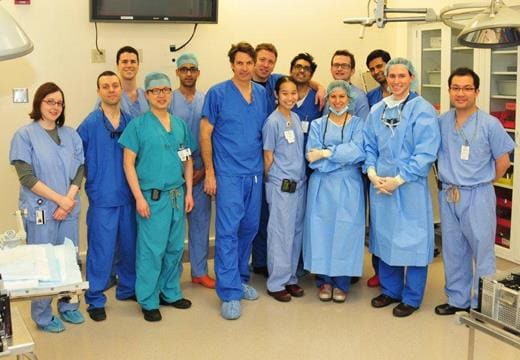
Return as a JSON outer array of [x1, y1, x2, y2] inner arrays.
[[362, 111, 379, 173], [307, 118, 365, 173], [398, 104, 440, 182]]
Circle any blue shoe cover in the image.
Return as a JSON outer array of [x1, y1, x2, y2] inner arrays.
[[242, 283, 258, 300], [60, 309, 85, 324], [221, 300, 241, 320], [39, 316, 65, 333]]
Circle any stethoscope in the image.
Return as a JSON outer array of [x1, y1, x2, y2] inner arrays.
[[322, 111, 350, 148]]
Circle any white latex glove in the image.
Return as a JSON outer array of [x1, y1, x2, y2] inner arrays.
[[367, 167, 385, 188], [378, 175, 405, 194], [306, 149, 332, 163]]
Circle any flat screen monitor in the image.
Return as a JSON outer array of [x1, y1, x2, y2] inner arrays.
[[90, 0, 218, 23]]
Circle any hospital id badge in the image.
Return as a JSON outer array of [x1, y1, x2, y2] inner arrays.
[[460, 145, 470, 161], [284, 130, 295, 143], [178, 148, 191, 162], [301, 121, 309, 133], [36, 210, 45, 225]]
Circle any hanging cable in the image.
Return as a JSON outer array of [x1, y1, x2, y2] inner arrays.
[[94, 22, 102, 55], [171, 24, 198, 53]]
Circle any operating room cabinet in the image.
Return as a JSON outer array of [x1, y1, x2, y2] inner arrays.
[[409, 23, 520, 263]]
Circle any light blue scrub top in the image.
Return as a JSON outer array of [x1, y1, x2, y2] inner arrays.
[[9, 122, 84, 222], [118, 111, 196, 191], [77, 108, 133, 207], [169, 89, 205, 170], [201, 80, 268, 176], [95, 88, 149, 119], [438, 109, 515, 186], [262, 110, 306, 184]]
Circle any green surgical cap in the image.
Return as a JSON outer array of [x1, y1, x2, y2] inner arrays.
[[176, 53, 199, 68], [144, 72, 171, 90]]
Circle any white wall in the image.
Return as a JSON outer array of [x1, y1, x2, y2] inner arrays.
[[0, 0, 502, 248]]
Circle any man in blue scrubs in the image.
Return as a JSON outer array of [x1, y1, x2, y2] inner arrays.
[[200, 42, 267, 320], [78, 71, 136, 322], [330, 50, 370, 120], [115, 46, 149, 118], [366, 49, 391, 108], [435, 68, 515, 315], [120, 72, 195, 322], [169, 53, 215, 289]]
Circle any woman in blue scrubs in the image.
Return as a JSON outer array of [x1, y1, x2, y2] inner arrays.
[[303, 80, 365, 303], [263, 77, 306, 302], [10, 82, 85, 333]]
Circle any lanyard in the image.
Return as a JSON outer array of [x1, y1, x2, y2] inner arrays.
[[456, 111, 479, 146], [322, 112, 350, 148]]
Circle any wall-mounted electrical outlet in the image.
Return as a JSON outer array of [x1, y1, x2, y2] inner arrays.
[[13, 88, 29, 103], [91, 49, 106, 63]]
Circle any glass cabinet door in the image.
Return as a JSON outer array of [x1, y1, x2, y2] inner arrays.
[[420, 29, 442, 112], [490, 46, 517, 250], [450, 29, 474, 72]]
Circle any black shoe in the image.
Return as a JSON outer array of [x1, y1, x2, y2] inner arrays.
[[142, 308, 162, 322], [117, 295, 137, 302], [253, 266, 269, 278], [350, 277, 360, 284], [434, 303, 469, 316], [393, 302, 418, 317], [88, 307, 106, 322], [371, 294, 401, 308], [160, 297, 192, 309]]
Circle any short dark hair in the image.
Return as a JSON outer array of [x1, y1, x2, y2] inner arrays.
[[228, 42, 256, 63], [97, 70, 120, 89], [116, 46, 139, 64], [366, 49, 391, 68], [274, 76, 296, 94], [255, 43, 278, 59], [331, 50, 356, 69], [290, 53, 317, 74], [29, 82, 66, 127], [448, 67, 480, 89]]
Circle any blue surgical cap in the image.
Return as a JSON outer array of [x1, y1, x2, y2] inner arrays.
[[326, 80, 357, 113], [385, 57, 418, 92], [176, 53, 199, 68], [144, 72, 171, 90]]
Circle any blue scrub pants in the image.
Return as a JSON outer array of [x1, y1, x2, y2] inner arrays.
[[379, 259, 428, 308], [316, 276, 351, 292], [85, 204, 136, 310], [251, 189, 269, 269], [187, 181, 212, 278], [265, 182, 305, 292], [26, 219, 79, 327], [439, 185, 496, 308], [215, 175, 262, 301], [372, 255, 380, 275], [136, 187, 185, 310]]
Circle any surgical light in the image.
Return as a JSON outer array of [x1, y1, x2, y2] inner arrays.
[[0, 2, 33, 61]]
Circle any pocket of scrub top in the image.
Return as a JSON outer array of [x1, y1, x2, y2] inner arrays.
[[468, 139, 490, 163]]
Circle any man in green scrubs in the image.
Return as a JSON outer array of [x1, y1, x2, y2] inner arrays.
[[119, 72, 195, 322]]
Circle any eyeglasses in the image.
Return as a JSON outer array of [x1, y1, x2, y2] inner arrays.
[[147, 87, 172, 96], [293, 64, 312, 73], [42, 99, 64, 107], [449, 86, 476, 93], [332, 63, 352, 70], [178, 67, 199, 74]]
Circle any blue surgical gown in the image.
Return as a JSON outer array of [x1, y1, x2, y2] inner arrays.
[[363, 94, 440, 267], [303, 114, 366, 277]]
